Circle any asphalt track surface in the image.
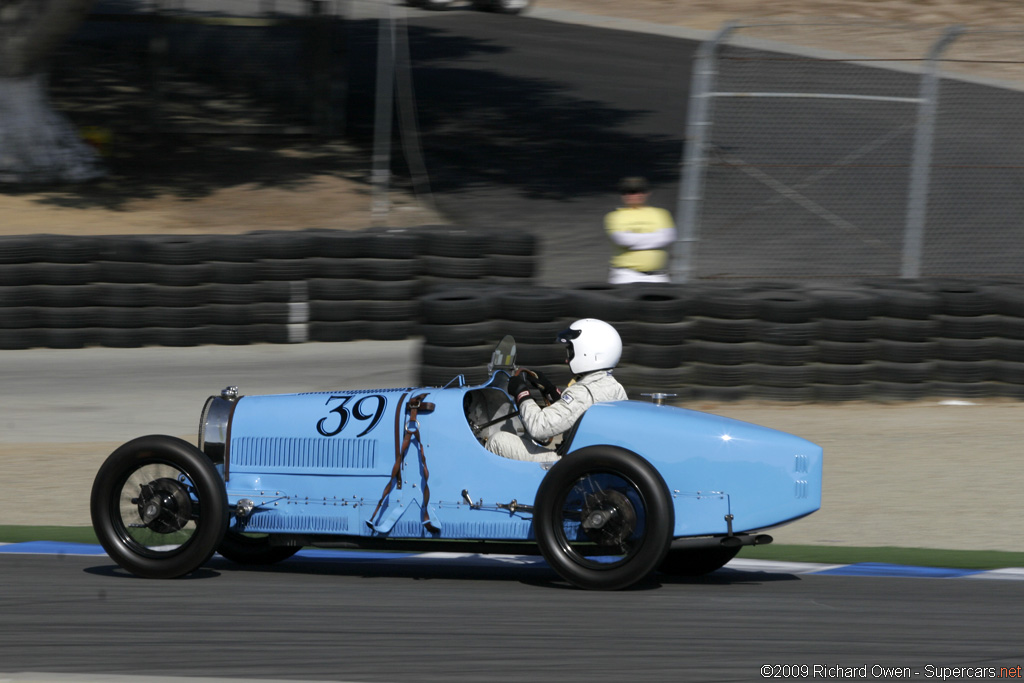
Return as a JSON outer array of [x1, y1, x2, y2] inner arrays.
[[2, 547, 1024, 683]]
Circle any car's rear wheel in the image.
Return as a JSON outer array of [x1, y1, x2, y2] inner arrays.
[[658, 546, 740, 576], [90, 435, 228, 578], [534, 446, 673, 590], [217, 531, 301, 566]]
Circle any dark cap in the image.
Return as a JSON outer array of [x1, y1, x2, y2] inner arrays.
[[618, 176, 649, 194]]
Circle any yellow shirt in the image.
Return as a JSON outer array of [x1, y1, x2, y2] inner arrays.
[[605, 206, 676, 272]]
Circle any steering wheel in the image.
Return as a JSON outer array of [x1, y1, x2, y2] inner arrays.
[[513, 367, 554, 407]]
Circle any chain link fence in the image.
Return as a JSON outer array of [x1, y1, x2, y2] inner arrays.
[[674, 21, 1024, 281]]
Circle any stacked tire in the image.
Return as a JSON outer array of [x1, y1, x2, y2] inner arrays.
[[609, 284, 695, 400], [411, 279, 1024, 403], [418, 288, 498, 387]]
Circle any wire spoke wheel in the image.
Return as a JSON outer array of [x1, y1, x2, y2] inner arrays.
[[535, 446, 673, 590], [91, 436, 228, 578], [557, 474, 645, 569], [118, 466, 198, 555]]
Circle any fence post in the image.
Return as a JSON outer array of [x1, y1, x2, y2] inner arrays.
[[308, 0, 334, 135], [901, 25, 964, 279], [672, 23, 735, 283], [371, 4, 396, 225]]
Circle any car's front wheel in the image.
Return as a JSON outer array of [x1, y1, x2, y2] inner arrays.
[[90, 435, 228, 578], [534, 446, 673, 590]]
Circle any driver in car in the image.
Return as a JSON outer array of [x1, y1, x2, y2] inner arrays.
[[486, 318, 628, 461]]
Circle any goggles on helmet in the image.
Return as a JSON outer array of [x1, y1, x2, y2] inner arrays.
[[557, 327, 581, 364]]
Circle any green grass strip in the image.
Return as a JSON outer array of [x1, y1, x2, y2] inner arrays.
[[736, 544, 1024, 570], [2, 526, 1022, 570], [0, 526, 100, 544]]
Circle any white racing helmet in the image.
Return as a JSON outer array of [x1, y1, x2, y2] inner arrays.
[[557, 318, 622, 375]]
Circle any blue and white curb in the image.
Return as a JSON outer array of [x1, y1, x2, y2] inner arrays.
[[3, 541, 1023, 580]]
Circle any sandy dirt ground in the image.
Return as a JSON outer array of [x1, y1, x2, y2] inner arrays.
[[2, 1, 1023, 554], [540, 0, 1024, 30]]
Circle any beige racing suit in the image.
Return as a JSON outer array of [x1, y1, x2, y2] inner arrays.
[[486, 370, 628, 461]]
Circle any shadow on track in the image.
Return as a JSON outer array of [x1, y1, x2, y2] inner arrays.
[[82, 554, 803, 589]]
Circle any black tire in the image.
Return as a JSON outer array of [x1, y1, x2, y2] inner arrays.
[[759, 321, 821, 346], [814, 383, 871, 401], [421, 342, 493, 367], [870, 360, 937, 384], [818, 318, 879, 343], [419, 364, 490, 387], [362, 230, 424, 259], [750, 363, 815, 388], [814, 363, 873, 385], [614, 364, 693, 391], [420, 321, 496, 346], [875, 339, 938, 364], [755, 342, 818, 367], [689, 340, 757, 365], [564, 285, 632, 322], [691, 362, 751, 387], [749, 289, 822, 323], [628, 342, 689, 369], [814, 340, 878, 364], [498, 288, 566, 322], [808, 288, 882, 320], [658, 546, 740, 576], [936, 314, 1001, 340], [422, 255, 490, 279], [616, 284, 692, 324], [421, 289, 495, 325], [514, 341, 567, 366], [217, 531, 300, 566], [90, 435, 228, 579], [534, 446, 673, 590], [421, 228, 488, 258], [691, 317, 758, 343], [621, 320, 692, 346], [307, 278, 369, 301], [491, 318, 568, 345], [355, 258, 423, 281]]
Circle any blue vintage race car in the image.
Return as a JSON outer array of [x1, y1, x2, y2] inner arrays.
[[90, 336, 823, 590]]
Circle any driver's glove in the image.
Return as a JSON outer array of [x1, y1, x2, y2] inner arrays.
[[527, 370, 561, 403], [507, 374, 533, 408]]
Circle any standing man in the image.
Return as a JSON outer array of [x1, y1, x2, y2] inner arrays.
[[605, 176, 677, 284]]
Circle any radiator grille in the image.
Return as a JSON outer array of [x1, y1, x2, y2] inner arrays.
[[231, 437, 378, 472]]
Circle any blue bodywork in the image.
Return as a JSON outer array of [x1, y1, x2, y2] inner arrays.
[[215, 371, 822, 544]]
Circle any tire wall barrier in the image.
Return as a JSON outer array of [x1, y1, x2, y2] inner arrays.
[[3, 232, 1023, 401], [418, 279, 1024, 402], [0, 227, 536, 350]]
